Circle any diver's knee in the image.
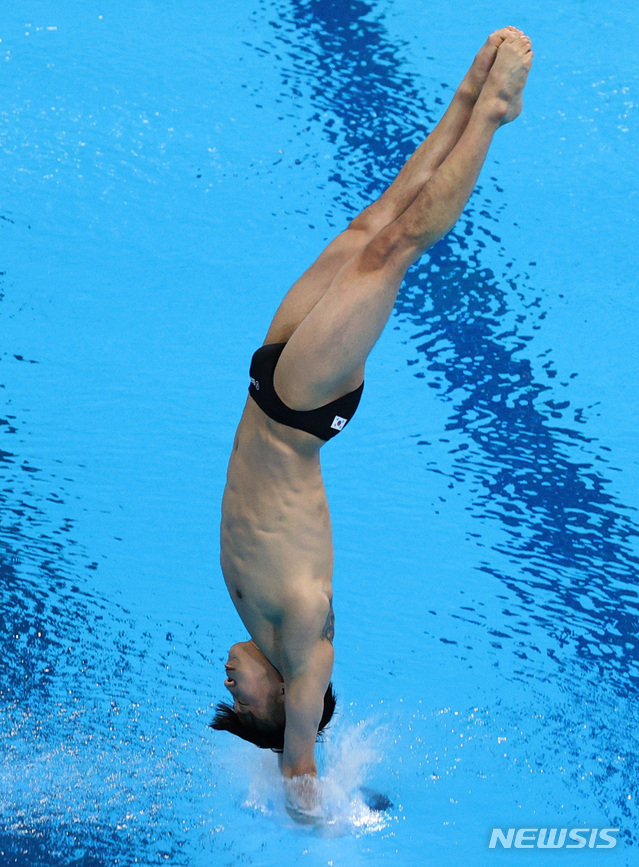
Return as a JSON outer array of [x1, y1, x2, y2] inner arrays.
[[360, 223, 416, 273]]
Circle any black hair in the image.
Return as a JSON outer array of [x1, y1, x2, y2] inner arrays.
[[209, 682, 337, 752]]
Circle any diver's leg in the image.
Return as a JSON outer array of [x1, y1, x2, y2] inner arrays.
[[348, 26, 524, 236], [263, 27, 521, 344], [274, 35, 533, 408]]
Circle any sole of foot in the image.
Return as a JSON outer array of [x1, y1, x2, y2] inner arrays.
[[464, 26, 525, 100], [477, 34, 534, 125]]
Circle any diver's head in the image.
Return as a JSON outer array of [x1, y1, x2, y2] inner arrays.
[[210, 640, 336, 751], [221, 640, 285, 721]]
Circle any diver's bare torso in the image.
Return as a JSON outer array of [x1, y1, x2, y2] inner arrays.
[[220, 396, 334, 675]]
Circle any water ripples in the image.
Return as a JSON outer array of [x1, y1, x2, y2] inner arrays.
[[2, 0, 638, 859]]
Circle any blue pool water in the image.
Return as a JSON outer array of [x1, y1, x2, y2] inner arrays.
[[1, 1, 638, 864]]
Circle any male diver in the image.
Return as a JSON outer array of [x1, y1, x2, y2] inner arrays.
[[212, 28, 533, 817]]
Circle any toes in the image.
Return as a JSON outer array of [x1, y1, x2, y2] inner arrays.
[[489, 26, 521, 48], [519, 35, 534, 53], [503, 33, 533, 52]]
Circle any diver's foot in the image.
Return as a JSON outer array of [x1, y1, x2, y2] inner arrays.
[[461, 26, 523, 102], [475, 33, 534, 125]]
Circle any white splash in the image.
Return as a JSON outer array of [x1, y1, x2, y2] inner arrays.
[[242, 720, 394, 836]]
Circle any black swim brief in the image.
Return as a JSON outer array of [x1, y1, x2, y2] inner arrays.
[[248, 343, 364, 441]]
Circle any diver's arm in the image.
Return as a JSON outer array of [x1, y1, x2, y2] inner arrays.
[[282, 691, 322, 777], [279, 647, 333, 823], [280, 640, 333, 778]]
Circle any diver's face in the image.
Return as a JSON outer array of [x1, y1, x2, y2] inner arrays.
[[224, 641, 285, 722]]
